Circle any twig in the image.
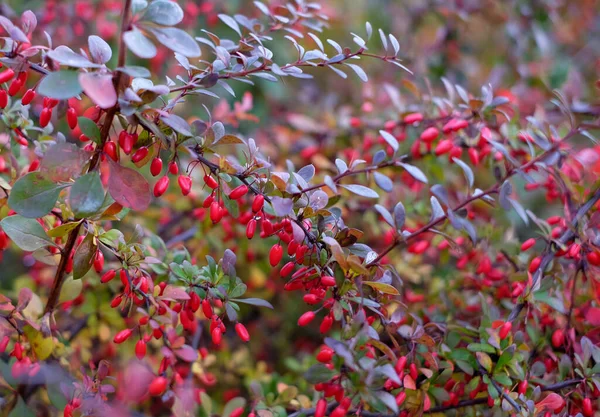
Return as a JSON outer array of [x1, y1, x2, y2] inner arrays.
[[43, 0, 132, 315]]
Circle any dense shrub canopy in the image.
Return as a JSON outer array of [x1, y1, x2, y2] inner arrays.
[[0, 1, 599, 417]]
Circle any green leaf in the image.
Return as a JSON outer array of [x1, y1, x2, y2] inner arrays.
[[0, 215, 55, 251], [141, 0, 183, 26], [70, 172, 104, 218], [73, 233, 97, 279], [232, 298, 274, 309], [77, 117, 101, 143], [476, 352, 493, 373], [8, 172, 66, 218], [363, 281, 399, 295], [304, 364, 336, 384], [222, 398, 247, 417], [467, 343, 497, 354], [37, 70, 83, 100]]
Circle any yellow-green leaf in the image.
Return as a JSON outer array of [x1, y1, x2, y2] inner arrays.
[[363, 281, 400, 295]]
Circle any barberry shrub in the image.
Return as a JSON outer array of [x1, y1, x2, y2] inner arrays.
[[0, 1, 599, 417]]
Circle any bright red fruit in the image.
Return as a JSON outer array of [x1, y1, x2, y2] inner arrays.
[[113, 328, 133, 344], [0, 90, 7, 109], [551, 329, 564, 348], [315, 399, 327, 417], [39, 107, 52, 127], [67, 107, 78, 129], [204, 175, 218, 189], [420, 127, 438, 142], [587, 251, 600, 266], [131, 147, 149, 163], [252, 194, 264, 212], [135, 340, 146, 359], [178, 175, 192, 196], [498, 321, 512, 340], [269, 244, 283, 266], [0, 69, 15, 84], [104, 141, 118, 161], [149, 376, 168, 396], [100, 269, 116, 283], [235, 323, 250, 342], [434, 139, 453, 155], [21, 89, 35, 105], [150, 157, 163, 176], [521, 238, 536, 251], [229, 185, 248, 200], [298, 311, 316, 326], [154, 176, 170, 197]]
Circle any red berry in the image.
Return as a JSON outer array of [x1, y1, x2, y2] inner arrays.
[[149, 376, 168, 396], [154, 176, 170, 197], [587, 251, 600, 266], [40, 107, 52, 127], [150, 157, 163, 176], [403, 112, 423, 124], [135, 340, 146, 359], [551, 329, 564, 348], [113, 328, 133, 344], [269, 244, 283, 266], [434, 139, 453, 156], [252, 194, 264, 212], [582, 398, 593, 417], [315, 399, 327, 417], [316, 347, 333, 363], [396, 391, 406, 406], [0, 69, 15, 84], [499, 321, 512, 340], [280, 261, 295, 277], [298, 311, 316, 326], [321, 275, 336, 287], [518, 380, 528, 395], [235, 323, 250, 342], [521, 238, 536, 251], [178, 175, 192, 196], [0, 90, 7, 109], [528, 257, 542, 273], [100, 269, 116, 283], [94, 251, 104, 273], [229, 185, 248, 200], [8, 79, 22, 96], [246, 219, 256, 239], [320, 316, 333, 334], [104, 141, 118, 161], [21, 89, 35, 105], [420, 127, 438, 142], [202, 299, 213, 318], [168, 161, 179, 175], [204, 175, 218, 189], [211, 327, 222, 345], [131, 147, 149, 163], [210, 201, 222, 223], [67, 107, 78, 129]]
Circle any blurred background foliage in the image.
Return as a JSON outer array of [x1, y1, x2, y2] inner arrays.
[[1, 0, 600, 409]]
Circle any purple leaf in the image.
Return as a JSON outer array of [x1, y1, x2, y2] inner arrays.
[[79, 72, 117, 109], [107, 159, 151, 211]]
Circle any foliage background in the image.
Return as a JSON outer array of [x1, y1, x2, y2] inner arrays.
[[1, 0, 600, 415]]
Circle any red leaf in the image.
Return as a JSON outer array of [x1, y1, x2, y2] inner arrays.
[[535, 393, 564, 414], [107, 159, 151, 211], [585, 307, 600, 326]]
